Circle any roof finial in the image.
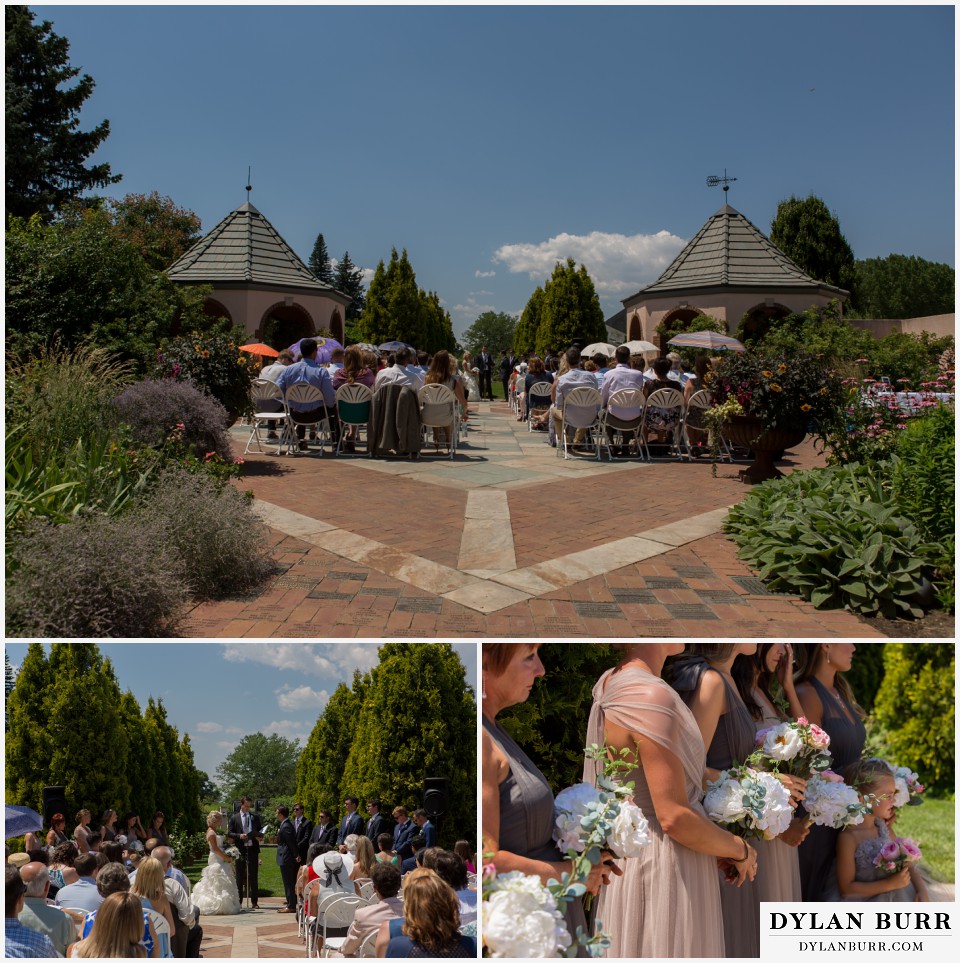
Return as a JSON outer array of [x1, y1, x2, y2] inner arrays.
[[246, 166, 252, 199], [706, 168, 737, 199]]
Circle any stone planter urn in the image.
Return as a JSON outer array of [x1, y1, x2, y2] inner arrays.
[[724, 414, 806, 484]]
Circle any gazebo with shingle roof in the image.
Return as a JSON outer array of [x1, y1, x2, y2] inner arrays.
[[167, 200, 351, 346], [621, 203, 848, 346]]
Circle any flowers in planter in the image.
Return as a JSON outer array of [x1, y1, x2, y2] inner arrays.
[[709, 351, 841, 436]]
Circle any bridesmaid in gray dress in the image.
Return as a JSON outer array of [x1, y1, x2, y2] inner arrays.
[[481, 643, 617, 955], [794, 643, 866, 901], [669, 643, 761, 959]]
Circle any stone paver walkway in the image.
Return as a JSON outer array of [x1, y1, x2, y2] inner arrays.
[[181, 401, 882, 638], [198, 897, 303, 957]]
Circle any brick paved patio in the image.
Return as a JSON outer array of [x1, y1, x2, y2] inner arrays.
[[180, 401, 882, 638]]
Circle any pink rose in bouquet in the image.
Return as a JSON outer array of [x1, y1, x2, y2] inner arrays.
[[873, 836, 922, 875], [750, 718, 833, 779]]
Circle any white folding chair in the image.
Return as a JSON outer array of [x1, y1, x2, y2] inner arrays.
[[526, 380, 553, 430], [245, 378, 294, 455], [335, 382, 373, 456], [144, 908, 173, 958], [418, 383, 458, 458], [556, 386, 605, 460], [284, 382, 333, 455], [641, 387, 687, 460], [684, 387, 730, 461], [601, 388, 645, 458], [356, 879, 376, 902], [316, 895, 364, 958], [304, 886, 344, 956]]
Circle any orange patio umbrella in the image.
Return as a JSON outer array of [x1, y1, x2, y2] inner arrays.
[[239, 342, 279, 358]]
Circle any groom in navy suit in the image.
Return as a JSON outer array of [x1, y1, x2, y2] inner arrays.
[[337, 796, 364, 846], [275, 806, 298, 913]]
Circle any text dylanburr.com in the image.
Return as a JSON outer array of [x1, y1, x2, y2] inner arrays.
[[761, 904, 955, 962]]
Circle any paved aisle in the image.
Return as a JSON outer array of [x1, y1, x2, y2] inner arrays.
[[199, 897, 303, 958], [181, 402, 881, 638]]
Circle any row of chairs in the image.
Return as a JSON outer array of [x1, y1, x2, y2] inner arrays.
[[245, 381, 462, 460], [298, 881, 372, 958], [552, 386, 732, 461]]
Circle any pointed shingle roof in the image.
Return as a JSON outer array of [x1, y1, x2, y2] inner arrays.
[[626, 204, 848, 300], [167, 201, 341, 295]]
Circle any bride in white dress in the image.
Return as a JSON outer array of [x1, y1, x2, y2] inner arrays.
[[192, 811, 242, 916]]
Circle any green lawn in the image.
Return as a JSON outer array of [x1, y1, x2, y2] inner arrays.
[[181, 845, 285, 898], [895, 797, 955, 883]]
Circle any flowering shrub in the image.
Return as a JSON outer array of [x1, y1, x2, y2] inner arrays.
[[155, 329, 253, 417], [710, 351, 841, 436]]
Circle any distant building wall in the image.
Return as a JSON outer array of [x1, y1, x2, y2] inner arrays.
[[847, 314, 955, 339]]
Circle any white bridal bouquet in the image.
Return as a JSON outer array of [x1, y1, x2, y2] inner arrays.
[[802, 771, 871, 829], [703, 766, 793, 839], [482, 867, 572, 958], [553, 782, 651, 859], [223, 844, 241, 861], [751, 717, 833, 778]]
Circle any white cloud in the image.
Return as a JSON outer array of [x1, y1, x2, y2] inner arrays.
[[264, 720, 311, 743], [195, 722, 222, 732], [475, 269, 496, 278], [216, 740, 238, 750], [222, 643, 380, 679], [360, 267, 375, 284], [493, 230, 686, 297], [451, 297, 499, 321], [276, 684, 330, 711], [469, 290, 494, 297]]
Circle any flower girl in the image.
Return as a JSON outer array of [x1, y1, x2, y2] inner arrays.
[[831, 758, 929, 902]]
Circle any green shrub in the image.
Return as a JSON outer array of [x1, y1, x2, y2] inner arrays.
[[846, 643, 887, 713], [132, 468, 273, 598], [873, 644, 955, 797], [723, 463, 936, 618], [6, 515, 186, 637]]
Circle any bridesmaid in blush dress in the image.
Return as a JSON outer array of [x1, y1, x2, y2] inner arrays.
[[731, 643, 809, 903], [794, 643, 866, 901], [585, 643, 756, 959], [669, 643, 761, 959], [481, 643, 618, 955]]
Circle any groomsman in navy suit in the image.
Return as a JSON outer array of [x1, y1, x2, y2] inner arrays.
[[337, 796, 364, 845], [391, 806, 418, 861], [412, 809, 436, 848], [309, 809, 337, 849], [292, 802, 313, 865], [364, 798, 392, 843]]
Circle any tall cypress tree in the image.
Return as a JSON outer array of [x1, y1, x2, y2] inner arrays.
[[535, 258, 606, 356], [341, 644, 476, 845], [119, 690, 156, 821], [769, 195, 855, 293], [5, 643, 54, 811], [308, 232, 335, 285], [5, 6, 121, 221], [514, 286, 544, 356]]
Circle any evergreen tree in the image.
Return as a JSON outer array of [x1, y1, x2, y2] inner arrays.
[[356, 259, 391, 347], [334, 251, 366, 322], [514, 286, 544, 356], [308, 232, 335, 285], [341, 644, 476, 846], [5, 5, 121, 221], [420, 290, 457, 354], [4, 654, 16, 730], [143, 698, 187, 822], [5, 643, 54, 811], [535, 258, 606, 356], [296, 671, 369, 821], [118, 690, 156, 821], [769, 195, 855, 293], [851, 254, 955, 319]]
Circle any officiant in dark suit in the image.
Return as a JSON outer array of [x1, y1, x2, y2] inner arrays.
[[275, 806, 298, 913], [227, 796, 264, 908], [477, 346, 494, 400], [309, 809, 338, 849], [292, 802, 313, 865]]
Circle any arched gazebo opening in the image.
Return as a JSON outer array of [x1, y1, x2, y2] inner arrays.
[[739, 302, 791, 343], [259, 301, 314, 349], [627, 313, 643, 340], [202, 298, 232, 324], [329, 309, 344, 344], [657, 306, 706, 353]]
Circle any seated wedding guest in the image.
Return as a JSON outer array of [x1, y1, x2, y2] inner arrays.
[[72, 891, 149, 959], [6, 866, 58, 958], [55, 853, 103, 913], [400, 836, 426, 876], [276, 338, 340, 451], [328, 347, 345, 372], [592, 353, 610, 386], [101, 841, 124, 865], [341, 834, 359, 858], [258, 348, 296, 439], [46, 814, 70, 850], [152, 847, 191, 898], [422, 850, 476, 927], [333, 345, 376, 390], [335, 863, 404, 958], [601, 344, 646, 454], [421, 351, 467, 448], [78, 863, 159, 959], [643, 357, 684, 445], [309, 852, 354, 918], [131, 857, 176, 943], [73, 810, 94, 854], [375, 347, 423, 389], [665, 351, 683, 381], [376, 868, 475, 958], [550, 348, 597, 447], [17, 862, 75, 956], [152, 848, 202, 958], [351, 836, 377, 884], [453, 842, 475, 875], [296, 842, 328, 909], [523, 357, 553, 426], [147, 813, 169, 847], [391, 808, 417, 862], [375, 835, 398, 867], [49, 842, 80, 893]]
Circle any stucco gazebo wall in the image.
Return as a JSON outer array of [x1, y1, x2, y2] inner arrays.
[[624, 291, 839, 343], [203, 288, 347, 342]]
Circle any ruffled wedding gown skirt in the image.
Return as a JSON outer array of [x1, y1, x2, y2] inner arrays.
[[193, 839, 242, 915]]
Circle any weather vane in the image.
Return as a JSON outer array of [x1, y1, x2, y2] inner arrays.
[[706, 169, 737, 195], [246, 166, 252, 198]]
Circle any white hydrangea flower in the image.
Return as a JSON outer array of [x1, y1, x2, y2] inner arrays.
[[703, 775, 749, 824], [553, 782, 600, 853], [482, 872, 572, 958], [753, 772, 794, 838], [553, 812, 585, 854], [805, 774, 866, 829], [762, 722, 804, 761], [607, 799, 651, 857], [893, 776, 911, 809]]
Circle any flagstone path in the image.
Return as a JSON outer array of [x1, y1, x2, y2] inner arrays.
[[181, 401, 882, 638], [197, 898, 303, 957]]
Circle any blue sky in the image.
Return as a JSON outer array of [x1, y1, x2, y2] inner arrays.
[[4, 642, 478, 779], [34, 3, 955, 336]]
